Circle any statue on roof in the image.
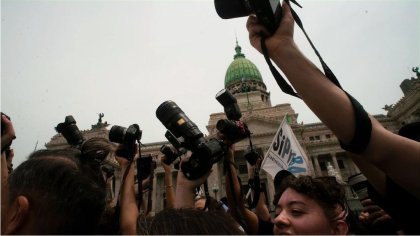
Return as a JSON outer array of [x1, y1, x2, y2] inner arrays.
[[91, 113, 108, 129], [382, 104, 394, 111], [412, 67, 419, 78], [98, 113, 104, 123]]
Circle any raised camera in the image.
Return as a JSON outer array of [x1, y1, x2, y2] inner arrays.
[[156, 101, 226, 179], [55, 115, 84, 146], [216, 89, 250, 143], [109, 124, 142, 160], [214, 0, 283, 34]]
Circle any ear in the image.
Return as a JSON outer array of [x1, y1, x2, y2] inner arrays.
[[4, 196, 29, 234], [333, 220, 349, 235]]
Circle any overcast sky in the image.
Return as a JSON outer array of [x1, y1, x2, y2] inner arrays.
[[2, 0, 419, 167]]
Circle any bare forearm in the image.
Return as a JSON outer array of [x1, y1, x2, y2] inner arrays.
[[272, 45, 355, 144], [174, 183, 195, 208], [164, 170, 175, 208], [120, 163, 138, 235]]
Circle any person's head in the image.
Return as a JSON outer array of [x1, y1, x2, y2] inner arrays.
[[194, 195, 224, 212], [1, 149, 106, 234], [80, 137, 114, 163], [146, 208, 245, 235], [273, 175, 349, 235], [5, 148, 14, 174]]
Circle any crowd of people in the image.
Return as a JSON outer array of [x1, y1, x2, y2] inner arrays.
[[2, 1, 419, 235]]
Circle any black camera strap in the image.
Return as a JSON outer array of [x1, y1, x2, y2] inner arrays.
[[223, 155, 248, 233], [203, 181, 211, 211], [246, 136, 261, 209], [260, 2, 343, 98]]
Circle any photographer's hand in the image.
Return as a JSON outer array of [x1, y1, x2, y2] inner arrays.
[[246, 0, 296, 57], [174, 151, 212, 209], [1, 114, 16, 152]]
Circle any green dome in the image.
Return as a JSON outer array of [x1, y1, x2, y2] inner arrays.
[[224, 41, 263, 88]]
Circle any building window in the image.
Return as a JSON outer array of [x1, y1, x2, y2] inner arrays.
[[315, 136, 321, 140], [309, 136, 314, 141], [337, 159, 345, 169], [320, 161, 327, 171], [239, 164, 248, 174], [326, 134, 331, 139]]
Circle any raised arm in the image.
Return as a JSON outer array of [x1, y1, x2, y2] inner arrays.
[[224, 144, 259, 234], [246, 1, 420, 199], [117, 157, 138, 235], [174, 152, 211, 209], [161, 156, 175, 208]]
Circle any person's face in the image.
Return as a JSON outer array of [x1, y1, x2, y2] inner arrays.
[[1, 152, 10, 233], [273, 188, 334, 235]]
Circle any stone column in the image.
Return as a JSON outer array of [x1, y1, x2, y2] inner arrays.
[[312, 155, 322, 177], [331, 153, 343, 177]]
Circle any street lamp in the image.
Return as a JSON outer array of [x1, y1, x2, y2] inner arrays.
[[212, 183, 219, 200]]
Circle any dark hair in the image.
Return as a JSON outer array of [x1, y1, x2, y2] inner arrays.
[[146, 208, 245, 235], [273, 175, 346, 221], [8, 151, 106, 234], [80, 137, 114, 162]]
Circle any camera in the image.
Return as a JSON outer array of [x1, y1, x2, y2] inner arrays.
[[136, 154, 155, 181], [55, 115, 85, 146], [101, 165, 115, 179], [243, 146, 260, 166], [214, 0, 283, 34], [156, 101, 226, 179], [216, 89, 250, 143], [109, 124, 142, 160], [348, 173, 369, 200], [160, 144, 182, 169]]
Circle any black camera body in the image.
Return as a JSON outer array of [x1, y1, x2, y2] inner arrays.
[[214, 0, 282, 34], [55, 115, 85, 147], [136, 154, 156, 181], [216, 89, 251, 143], [101, 165, 115, 179], [109, 124, 142, 160], [243, 146, 260, 166], [160, 144, 182, 170], [156, 101, 226, 180]]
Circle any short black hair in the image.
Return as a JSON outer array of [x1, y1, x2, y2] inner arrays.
[[8, 149, 106, 234], [273, 175, 346, 221], [146, 208, 245, 235]]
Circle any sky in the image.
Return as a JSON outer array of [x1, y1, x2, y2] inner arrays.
[[2, 0, 419, 167]]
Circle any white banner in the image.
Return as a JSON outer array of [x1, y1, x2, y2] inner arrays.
[[261, 115, 311, 179]]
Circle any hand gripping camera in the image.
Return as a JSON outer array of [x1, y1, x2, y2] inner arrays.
[[160, 144, 182, 170], [109, 124, 142, 160], [55, 115, 85, 147], [216, 89, 251, 144], [156, 101, 226, 180]]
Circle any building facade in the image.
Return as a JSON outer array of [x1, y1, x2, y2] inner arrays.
[[45, 44, 419, 215]]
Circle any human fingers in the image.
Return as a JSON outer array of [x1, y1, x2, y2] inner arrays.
[[246, 15, 270, 53], [360, 198, 375, 206], [371, 213, 392, 225], [362, 204, 381, 213], [272, 1, 295, 41]]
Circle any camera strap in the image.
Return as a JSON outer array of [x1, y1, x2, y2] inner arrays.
[[223, 155, 249, 232], [203, 181, 211, 211], [260, 2, 343, 98], [246, 136, 261, 209]]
